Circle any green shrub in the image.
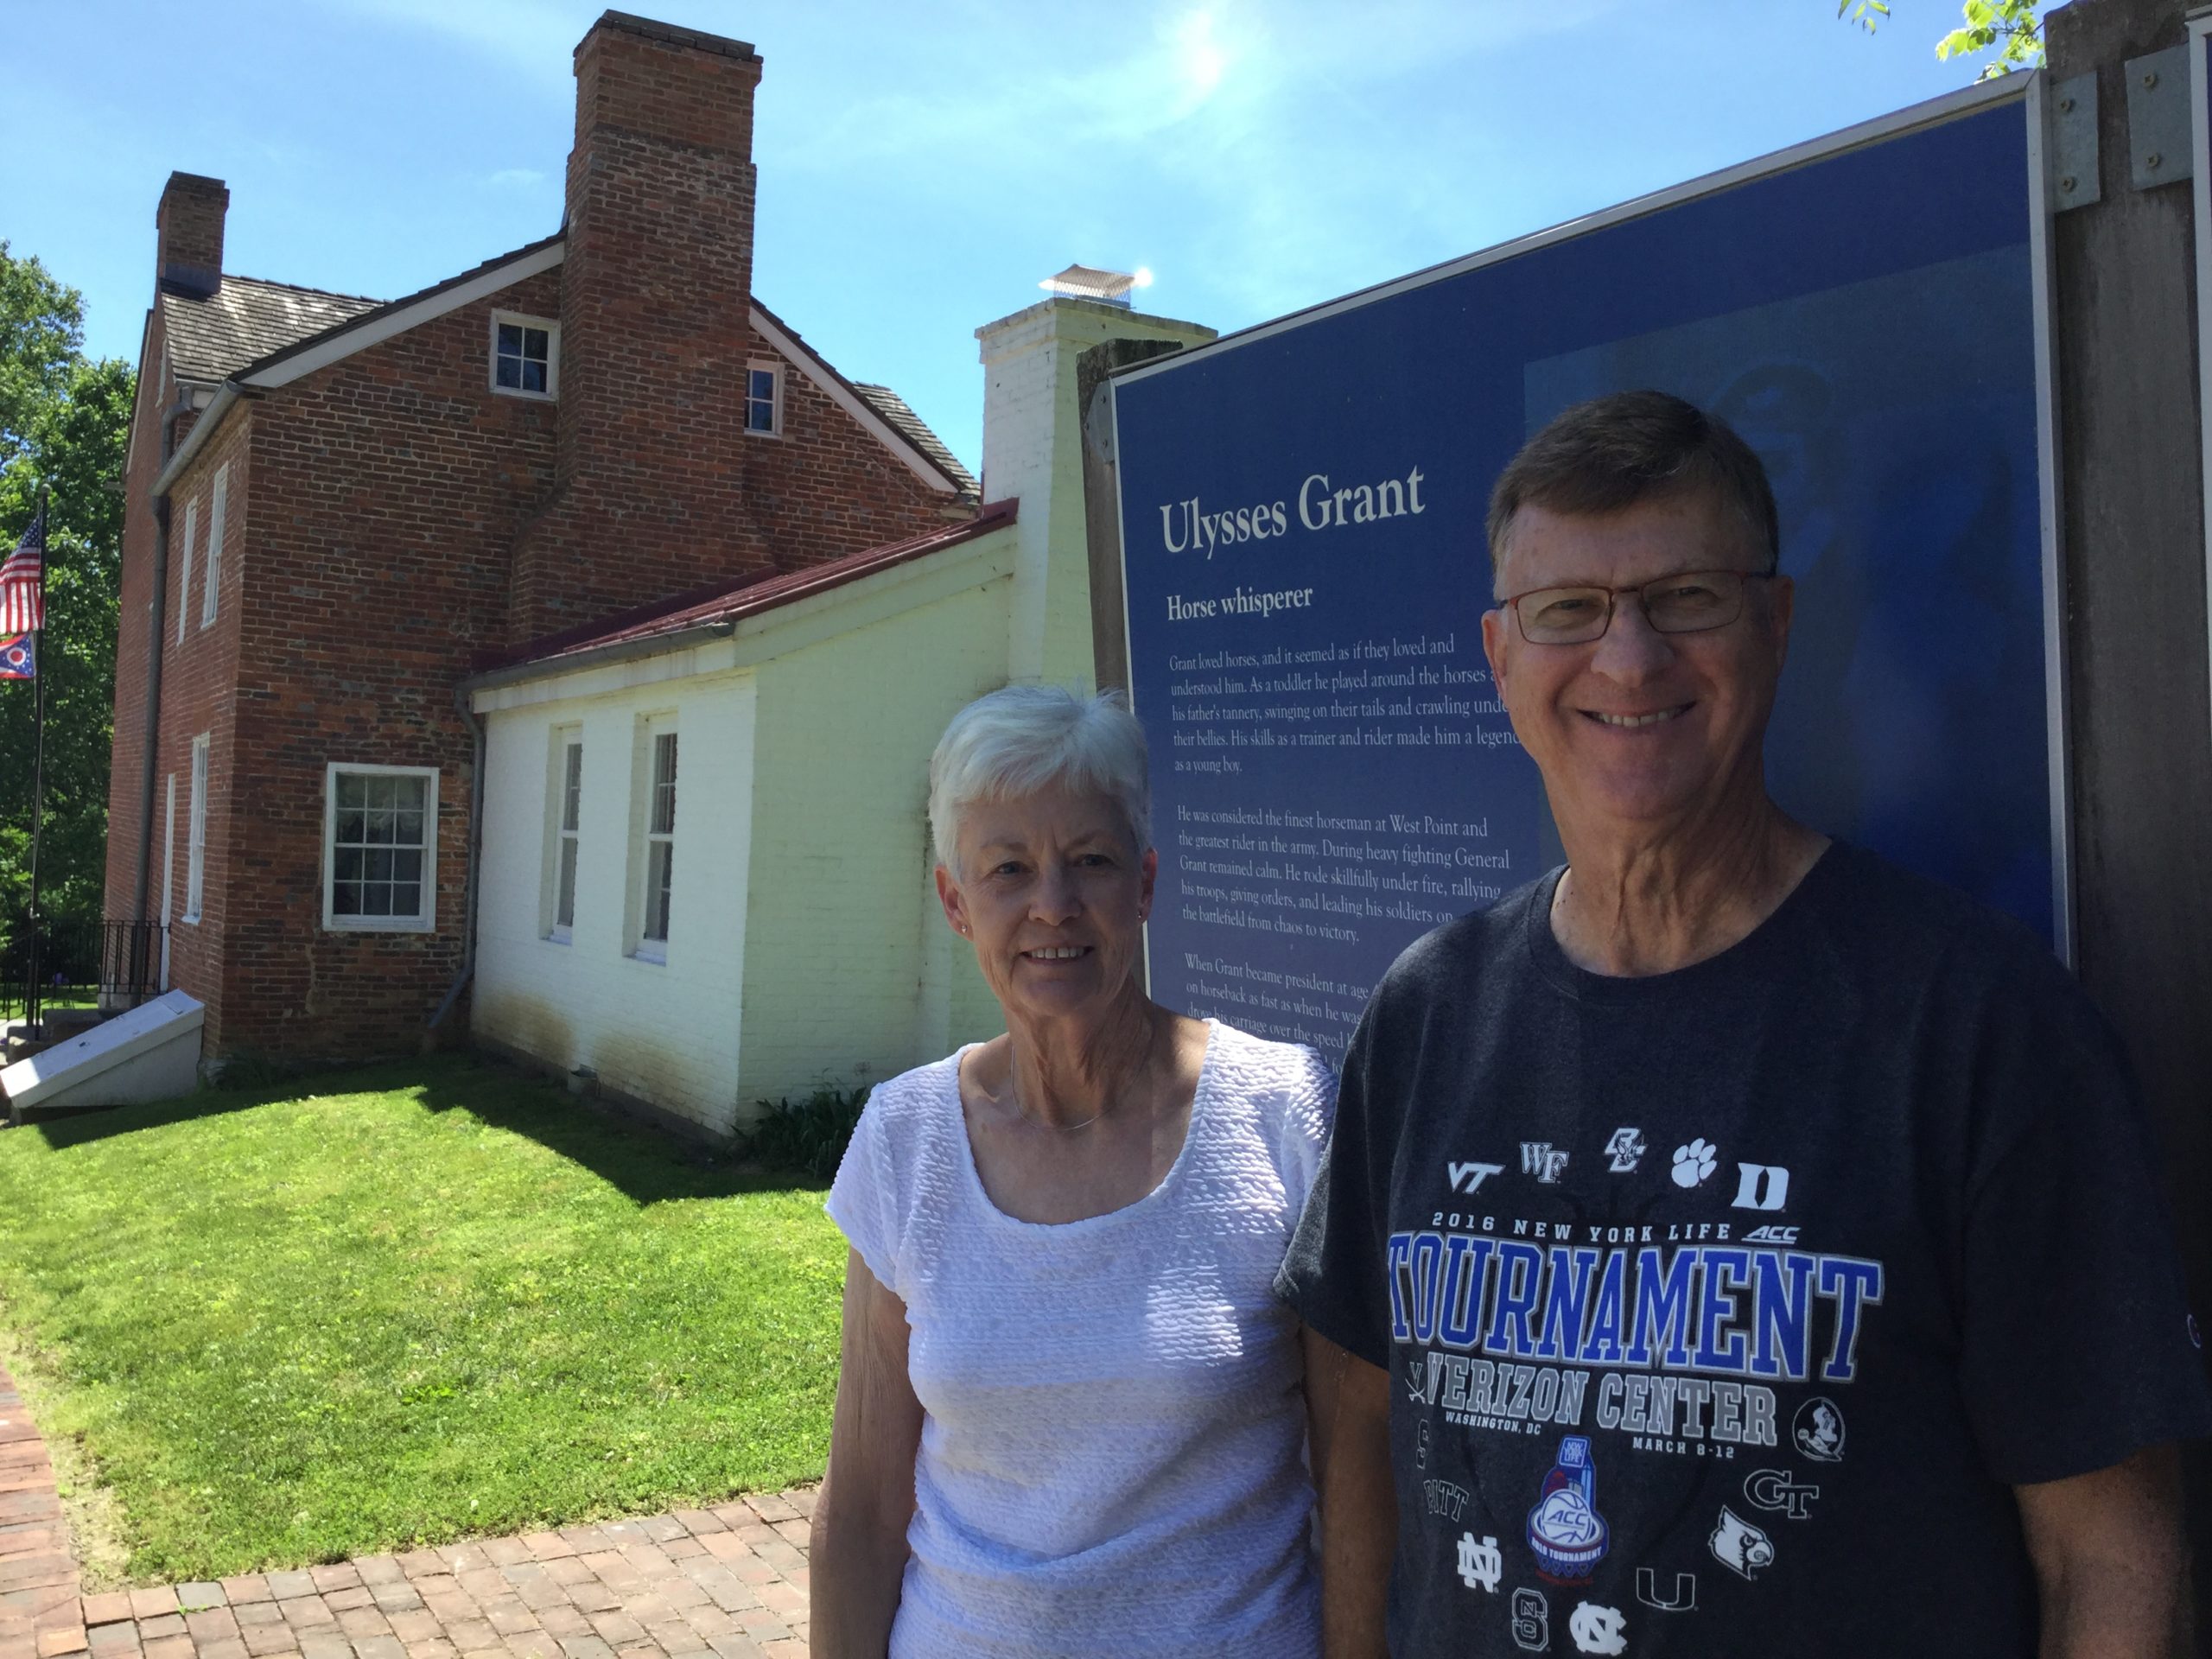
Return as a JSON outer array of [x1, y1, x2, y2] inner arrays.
[[741, 1083, 870, 1179]]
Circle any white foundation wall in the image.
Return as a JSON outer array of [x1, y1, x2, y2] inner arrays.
[[474, 672, 758, 1135], [734, 580, 1013, 1110]]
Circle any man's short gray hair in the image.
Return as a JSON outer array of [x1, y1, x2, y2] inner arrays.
[[928, 685, 1152, 876], [1485, 390, 1779, 582]]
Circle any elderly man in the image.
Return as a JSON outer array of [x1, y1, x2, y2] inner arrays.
[[1283, 391, 2210, 1657]]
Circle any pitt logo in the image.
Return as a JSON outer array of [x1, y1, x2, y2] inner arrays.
[[1426, 1479, 1471, 1521], [1521, 1143, 1570, 1185]]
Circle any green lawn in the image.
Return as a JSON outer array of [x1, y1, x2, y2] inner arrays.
[[0, 1054, 848, 1582]]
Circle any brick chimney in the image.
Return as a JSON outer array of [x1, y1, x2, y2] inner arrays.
[[156, 172, 228, 298], [507, 11, 766, 639]]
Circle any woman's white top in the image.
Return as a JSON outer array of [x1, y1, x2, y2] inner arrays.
[[825, 1020, 1335, 1659]]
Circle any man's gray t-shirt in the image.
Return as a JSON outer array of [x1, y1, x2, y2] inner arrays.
[[1279, 842, 2210, 1656]]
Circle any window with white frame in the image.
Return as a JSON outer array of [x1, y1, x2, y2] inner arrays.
[[546, 729, 582, 942], [324, 764, 438, 931], [176, 497, 198, 646], [631, 724, 677, 961], [183, 734, 209, 923], [200, 464, 227, 627], [491, 312, 558, 398], [744, 362, 780, 435]]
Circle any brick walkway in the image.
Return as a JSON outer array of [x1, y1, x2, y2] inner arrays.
[[0, 1367, 815, 1659]]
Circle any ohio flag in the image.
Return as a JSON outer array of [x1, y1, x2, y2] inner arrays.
[[0, 635, 31, 680]]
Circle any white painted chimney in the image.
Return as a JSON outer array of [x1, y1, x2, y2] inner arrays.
[[975, 280, 1213, 687]]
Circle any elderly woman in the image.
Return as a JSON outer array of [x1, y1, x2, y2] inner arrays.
[[810, 685, 1338, 1658]]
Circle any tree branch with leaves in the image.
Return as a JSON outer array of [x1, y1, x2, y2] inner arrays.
[[1840, 0, 2044, 79]]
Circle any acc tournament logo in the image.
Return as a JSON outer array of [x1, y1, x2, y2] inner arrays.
[[1527, 1434, 1609, 1583]]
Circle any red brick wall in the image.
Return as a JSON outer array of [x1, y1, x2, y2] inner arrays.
[[210, 271, 564, 1058], [150, 406, 254, 1049], [735, 351, 969, 569], [102, 308, 176, 928]]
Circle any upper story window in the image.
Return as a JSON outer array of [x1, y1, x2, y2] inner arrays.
[[200, 464, 228, 628], [745, 363, 780, 435], [176, 497, 198, 647], [491, 312, 559, 399], [324, 763, 438, 932]]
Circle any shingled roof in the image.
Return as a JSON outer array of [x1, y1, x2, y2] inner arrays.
[[158, 257, 972, 499], [471, 496, 1018, 686], [159, 276, 382, 385], [853, 384, 979, 498]]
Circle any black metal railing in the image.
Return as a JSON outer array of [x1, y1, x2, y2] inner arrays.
[[1, 919, 168, 1033]]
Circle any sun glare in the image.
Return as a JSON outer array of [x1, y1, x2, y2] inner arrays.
[[1174, 10, 1228, 97]]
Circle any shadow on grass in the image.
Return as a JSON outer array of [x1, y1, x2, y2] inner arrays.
[[21, 1050, 828, 1207]]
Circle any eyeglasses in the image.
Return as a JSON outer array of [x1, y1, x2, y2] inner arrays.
[[1500, 569, 1777, 645]]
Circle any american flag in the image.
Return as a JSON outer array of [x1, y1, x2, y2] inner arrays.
[[0, 505, 45, 635]]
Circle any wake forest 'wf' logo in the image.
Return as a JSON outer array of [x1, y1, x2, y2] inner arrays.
[[1521, 1142, 1570, 1184], [1528, 1434, 1609, 1583]]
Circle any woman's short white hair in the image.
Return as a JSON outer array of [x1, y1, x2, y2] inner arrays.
[[929, 685, 1152, 876]]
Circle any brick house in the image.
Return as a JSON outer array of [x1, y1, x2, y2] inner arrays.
[[102, 11, 979, 1066], [461, 293, 1211, 1136]]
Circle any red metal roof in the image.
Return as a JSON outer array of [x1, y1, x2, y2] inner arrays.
[[483, 497, 1018, 678]]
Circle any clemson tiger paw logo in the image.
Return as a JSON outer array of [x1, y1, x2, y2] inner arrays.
[[1670, 1138, 1719, 1188]]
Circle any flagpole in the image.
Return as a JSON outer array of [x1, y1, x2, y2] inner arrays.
[[24, 488, 47, 1038]]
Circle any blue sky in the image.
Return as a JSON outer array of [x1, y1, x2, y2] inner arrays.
[[3, 0, 2005, 474]]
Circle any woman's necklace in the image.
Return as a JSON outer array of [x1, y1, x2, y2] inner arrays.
[[1005, 1021, 1154, 1133], [1011, 1084, 1109, 1133]]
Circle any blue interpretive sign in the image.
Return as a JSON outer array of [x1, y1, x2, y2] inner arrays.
[[1113, 82, 2059, 1060]]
